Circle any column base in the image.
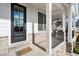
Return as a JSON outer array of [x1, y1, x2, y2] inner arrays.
[[66, 42, 72, 53]]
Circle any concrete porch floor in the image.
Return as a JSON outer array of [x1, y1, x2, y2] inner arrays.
[[5, 43, 47, 56], [37, 40, 47, 49]]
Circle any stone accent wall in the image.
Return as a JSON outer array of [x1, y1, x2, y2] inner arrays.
[[28, 32, 46, 44], [52, 42, 66, 56], [66, 42, 72, 53]]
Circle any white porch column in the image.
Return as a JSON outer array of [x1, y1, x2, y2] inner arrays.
[[46, 3, 52, 55], [62, 11, 66, 42], [68, 4, 73, 43]]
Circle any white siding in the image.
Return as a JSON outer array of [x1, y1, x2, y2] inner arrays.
[[0, 19, 10, 36], [0, 4, 10, 37]]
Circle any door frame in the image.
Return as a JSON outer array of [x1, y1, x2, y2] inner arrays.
[[11, 3, 27, 44]]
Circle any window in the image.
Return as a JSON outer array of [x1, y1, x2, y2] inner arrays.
[[38, 12, 46, 31]]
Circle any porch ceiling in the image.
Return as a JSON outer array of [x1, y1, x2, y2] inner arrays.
[[52, 3, 68, 20], [28, 3, 46, 13], [28, 3, 69, 20], [28, 3, 68, 13]]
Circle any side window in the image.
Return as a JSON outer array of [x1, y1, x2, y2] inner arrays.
[[38, 12, 46, 31]]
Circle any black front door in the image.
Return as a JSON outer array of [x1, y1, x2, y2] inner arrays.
[[11, 3, 26, 43]]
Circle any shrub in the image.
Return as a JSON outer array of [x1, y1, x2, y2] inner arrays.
[[73, 46, 79, 54], [73, 35, 79, 54]]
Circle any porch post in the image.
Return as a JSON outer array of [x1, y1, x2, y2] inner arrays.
[[67, 4, 73, 53], [62, 11, 67, 54], [62, 11, 66, 42], [68, 4, 73, 43], [46, 3, 52, 55]]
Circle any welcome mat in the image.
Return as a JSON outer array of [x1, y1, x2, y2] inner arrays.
[[16, 47, 32, 56]]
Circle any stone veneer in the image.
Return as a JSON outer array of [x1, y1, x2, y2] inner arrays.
[[28, 32, 46, 44], [66, 42, 72, 53], [52, 42, 66, 56]]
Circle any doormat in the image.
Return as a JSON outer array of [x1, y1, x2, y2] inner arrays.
[[16, 47, 32, 56]]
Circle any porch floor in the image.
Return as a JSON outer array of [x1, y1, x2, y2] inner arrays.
[[6, 43, 47, 56], [37, 40, 47, 49]]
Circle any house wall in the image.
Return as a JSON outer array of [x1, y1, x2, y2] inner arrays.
[[0, 3, 46, 47], [0, 4, 10, 37], [0, 3, 11, 47]]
